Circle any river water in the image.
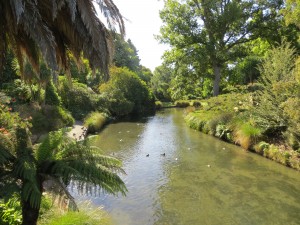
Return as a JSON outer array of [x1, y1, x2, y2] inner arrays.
[[84, 108, 300, 225]]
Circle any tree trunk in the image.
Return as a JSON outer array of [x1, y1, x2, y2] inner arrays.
[[213, 65, 221, 96], [21, 200, 40, 225]]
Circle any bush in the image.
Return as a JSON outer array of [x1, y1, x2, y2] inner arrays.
[[100, 90, 134, 117], [0, 194, 22, 225], [45, 80, 61, 106], [234, 123, 261, 150], [30, 105, 74, 134], [58, 78, 105, 120], [99, 67, 155, 116], [175, 100, 190, 108], [2, 79, 32, 103], [191, 100, 201, 107], [84, 112, 108, 133], [253, 141, 270, 154]]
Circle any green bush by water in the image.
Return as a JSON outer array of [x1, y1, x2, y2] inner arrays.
[[84, 112, 108, 133]]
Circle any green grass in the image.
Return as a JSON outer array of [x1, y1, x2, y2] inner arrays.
[[84, 111, 108, 133], [39, 201, 112, 225]]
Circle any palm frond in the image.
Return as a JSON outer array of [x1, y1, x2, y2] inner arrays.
[[36, 129, 65, 162], [1, 0, 125, 81]]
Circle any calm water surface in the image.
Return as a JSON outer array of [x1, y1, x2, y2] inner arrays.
[[83, 109, 300, 225]]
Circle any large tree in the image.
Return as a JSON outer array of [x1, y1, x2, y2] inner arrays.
[[159, 0, 286, 96], [0, 0, 124, 79]]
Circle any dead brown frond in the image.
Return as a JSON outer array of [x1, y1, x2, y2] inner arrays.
[[0, 0, 125, 80]]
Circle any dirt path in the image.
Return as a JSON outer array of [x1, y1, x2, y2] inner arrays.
[[68, 121, 87, 141]]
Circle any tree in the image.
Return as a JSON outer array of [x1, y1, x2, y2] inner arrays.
[[113, 34, 141, 72], [151, 65, 173, 101], [159, 0, 287, 96], [282, 0, 300, 27], [0, 0, 124, 79], [99, 67, 155, 116], [0, 127, 127, 225]]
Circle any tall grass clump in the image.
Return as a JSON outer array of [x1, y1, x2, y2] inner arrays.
[[39, 201, 112, 225], [234, 122, 261, 150], [84, 112, 108, 133]]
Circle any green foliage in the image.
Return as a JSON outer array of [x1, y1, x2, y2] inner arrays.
[[45, 80, 61, 106], [155, 101, 163, 110], [0, 194, 22, 225], [113, 34, 141, 73], [0, 49, 19, 85], [151, 65, 172, 101], [253, 141, 270, 154], [191, 100, 201, 107], [25, 105, 74, 134], [84, 112, 108, 133], [1, 126, 127, 225], [254, 42, 300, 138], [234, 122, 262, 150], [2, 79, 32, 103], [228, 56, 261, 85], [158, 0, 289, 96], [39, 201, 112, 225], [58, 77, 107, 120], [99, 67, 155, 116], [282, 0, 300, 28], [69, 58, 91, 84], [174, 100, 190, 108]]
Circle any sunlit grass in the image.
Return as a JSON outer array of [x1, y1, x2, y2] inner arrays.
[[39, 201, 112, 225], [84, 111, 108, 133]]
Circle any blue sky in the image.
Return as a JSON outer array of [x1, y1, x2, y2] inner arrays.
[[112, 0, 168, 71]]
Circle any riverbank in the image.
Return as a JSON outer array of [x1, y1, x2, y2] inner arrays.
[[68, 121, 87, 141], [185, 111, 300, 171]]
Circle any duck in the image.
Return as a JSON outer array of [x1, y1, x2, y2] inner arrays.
[[146, 154, 149, 157], [161, 153, 166, 156]]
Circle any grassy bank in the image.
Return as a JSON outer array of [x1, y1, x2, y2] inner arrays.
[[184, 92, 300, 171]]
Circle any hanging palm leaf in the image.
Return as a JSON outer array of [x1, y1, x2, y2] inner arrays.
[[0, 0, 124, 80]]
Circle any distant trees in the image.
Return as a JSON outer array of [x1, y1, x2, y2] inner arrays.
[[112, 33, 153, 84]]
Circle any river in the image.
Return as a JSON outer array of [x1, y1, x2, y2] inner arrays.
[[81, 108, 300, 225]]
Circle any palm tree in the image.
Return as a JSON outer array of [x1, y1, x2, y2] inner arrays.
[[0, 0, 124, 79], [0, 127, 127, 225]]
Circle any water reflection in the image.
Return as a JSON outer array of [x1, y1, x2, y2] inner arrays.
[[79, 109, 300, 225]]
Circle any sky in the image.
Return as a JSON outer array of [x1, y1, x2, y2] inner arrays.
[[112, 0, 168, 71]]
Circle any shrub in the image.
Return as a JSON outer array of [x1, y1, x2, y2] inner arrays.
[[45, 80, 61, 106], [2, 79, 32, 103], [0, 194, 22, 225], [175, 100, 190, 108], [101, 91, 134, 116], [253, 141, 270, 154], [191, 100, 201, 107], [30, 105, 74, 134], [289, 152, 300, 170], [58, 78, 102, 119], [155, 101, 163, 109], [234, 123, 261, 150], [99, 67, 155, 116], [84, 112, 108, 133]]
